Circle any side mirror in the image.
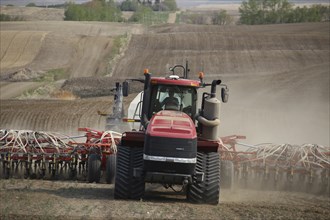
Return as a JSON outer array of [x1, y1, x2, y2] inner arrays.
[[221, 87, 229, 103], [123, 81, 129, 97]]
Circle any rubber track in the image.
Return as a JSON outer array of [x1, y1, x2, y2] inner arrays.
[[187, 152, 220, 205], [114, 146, 145, 200]]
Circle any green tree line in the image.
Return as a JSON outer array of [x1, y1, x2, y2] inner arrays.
[[177, 10, 232, 25], [239, 0, 330, 25], [64, 0, 177, 22], [0, 14, 24, 21], [129, 5, 169, 24], [122, 0, 177, 12], [64, 0, 122, 22]]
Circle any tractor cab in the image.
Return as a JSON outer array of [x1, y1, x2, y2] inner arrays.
[[148, 79, 198, 120], [123, 64, 201, 130]]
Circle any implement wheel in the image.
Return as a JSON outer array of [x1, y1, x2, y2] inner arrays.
[[187, 151, 220, 205], [106, 154, 116, 184], [114, 146, 145, 200], [88, 154, 101, 183]]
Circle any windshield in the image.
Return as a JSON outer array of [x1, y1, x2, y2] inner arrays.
[[149, 85, 197, 119]]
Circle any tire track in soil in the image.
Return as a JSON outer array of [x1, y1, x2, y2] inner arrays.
[[11, 33, 34, 68], [0, 31, 25, 69], [0, 31, 18, 61], [0, 31, 46, 71], [16, 32, 48, 70]]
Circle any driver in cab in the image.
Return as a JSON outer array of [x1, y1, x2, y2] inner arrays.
[[161, 89, 179, 110]]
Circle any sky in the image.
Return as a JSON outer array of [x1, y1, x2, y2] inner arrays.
[[0, 0, 328, 8]]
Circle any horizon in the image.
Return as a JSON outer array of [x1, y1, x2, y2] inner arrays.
[[0, 0, 328, 8]]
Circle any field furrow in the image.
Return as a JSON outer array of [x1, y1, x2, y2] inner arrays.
[[0, 31, 46, 71]]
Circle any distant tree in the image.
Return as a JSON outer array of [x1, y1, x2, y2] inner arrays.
[[239, 0, 293, 24], [129, 5, 153, 22], [64, 1, 122, 22], [239, 0, 329, 24], [0, 14, 24, 21], [212, 10, 233, 25], [0, 14, 11, 21], [239, 0, 259, 24], [26, 3, 37, 7], [64, 4, 85, 21], [308, 4, 329, 21], [121, 0, 139, 11], [182, 13, 208, 25], [264, 0, 293, 23], [162, 0, 177, 11], [320, 4, 330, 21]]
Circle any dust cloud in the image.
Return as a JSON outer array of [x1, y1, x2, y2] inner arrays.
[[217, 66, 329, 147]]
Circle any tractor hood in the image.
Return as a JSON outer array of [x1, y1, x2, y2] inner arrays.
[[146, 110, 197, 139]]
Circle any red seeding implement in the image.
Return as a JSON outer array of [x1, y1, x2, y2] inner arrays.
[[0, 128, 121, 183], [219, 136, 330, 194], [1, 129, 328, 196], [1, 62, 329, 204]]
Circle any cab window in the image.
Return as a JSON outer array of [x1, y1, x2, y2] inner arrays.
[[149, 85, 196, 119]]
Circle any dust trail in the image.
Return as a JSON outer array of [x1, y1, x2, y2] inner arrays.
[[217, 64, 329, 146]]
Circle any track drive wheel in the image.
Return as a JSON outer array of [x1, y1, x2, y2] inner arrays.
[[220, 160, 234, 189], [114, 146, 145, 200], [87, 154, 101, 183], [106, 154, 116, 184], [187, 151, 220, 205]]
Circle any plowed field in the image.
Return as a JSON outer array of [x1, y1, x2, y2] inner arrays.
[[0, 21, 143, 76], [113, 23, 329, 77], [0, 9, 329, 219]]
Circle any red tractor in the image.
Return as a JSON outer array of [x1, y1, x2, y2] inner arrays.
[[114, 63, 229, 204]]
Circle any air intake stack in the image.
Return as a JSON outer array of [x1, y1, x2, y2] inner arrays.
[[197, 80, 222, 140]]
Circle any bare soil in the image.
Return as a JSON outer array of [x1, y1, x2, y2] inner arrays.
[[0, 7, 329, 219], [0, 179, 329, 220], [0, 21, 143, 77]]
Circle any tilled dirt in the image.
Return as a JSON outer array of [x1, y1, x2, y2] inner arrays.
[[0, 21, 144, 99], [0, 21, 143, 77], [112, 23, 329, 78], [0, 179, 329, 219], [0, 9, 329, 220]]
